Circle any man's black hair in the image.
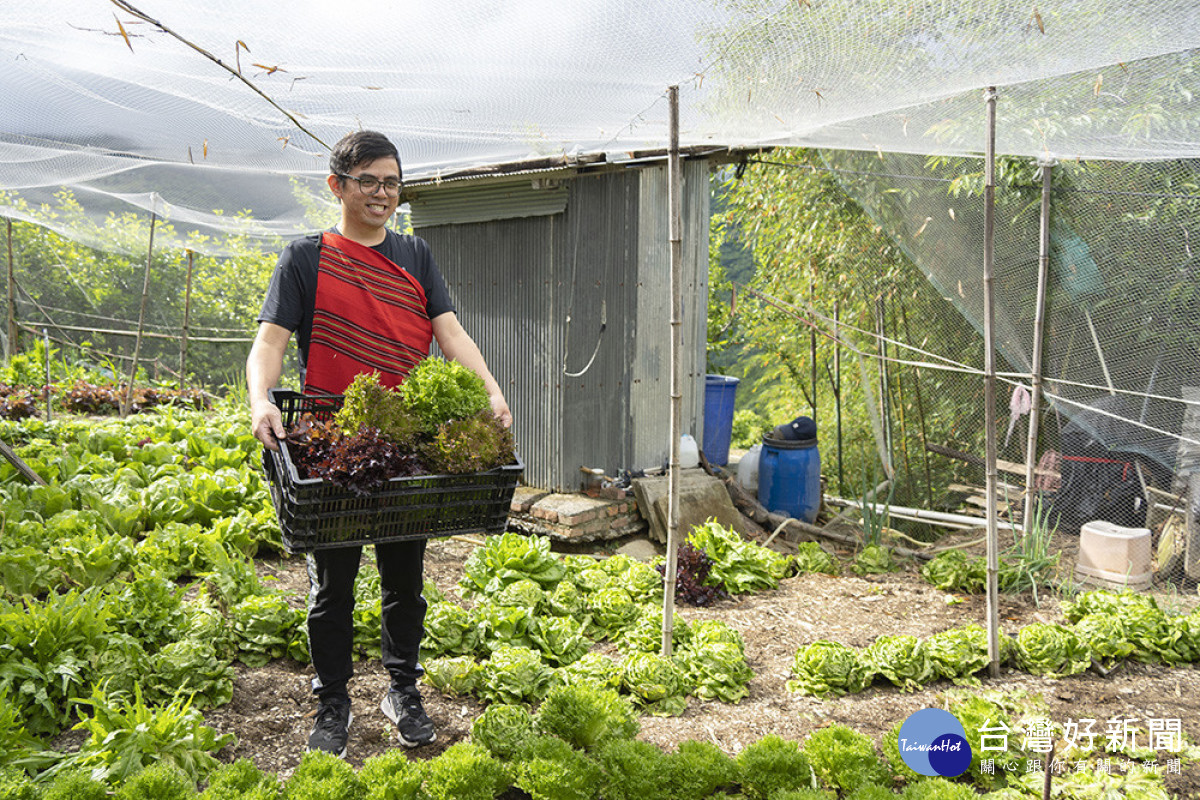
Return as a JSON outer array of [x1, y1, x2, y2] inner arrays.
[[329, 130, 402, 181]]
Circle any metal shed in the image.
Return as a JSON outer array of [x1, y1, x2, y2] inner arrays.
[[406, 151, 725, 492]]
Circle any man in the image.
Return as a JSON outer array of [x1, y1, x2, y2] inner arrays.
[[247, 130, 511, 757]]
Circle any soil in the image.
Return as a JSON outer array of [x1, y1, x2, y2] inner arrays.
[[200, 530, 1200, 797]]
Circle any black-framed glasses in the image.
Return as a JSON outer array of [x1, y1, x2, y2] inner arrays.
[[337, 172, 402, 195]]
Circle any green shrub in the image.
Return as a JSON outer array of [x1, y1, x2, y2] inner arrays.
[[199, 758, 281, 800], [358, 750, 423, 800], [471, 703, 536, 759], [0, 767, 39, 800], [736, 735, 814, 800], [802, 724, 892, 794], [400, 358, 490, 434], [283, 750, 364, 800], [595, 739, 671, 800], [665, 740, 739, 798], [115, 762, 197, 800], [768, 790, 833, 800], [535, 683, 640, 752], [846, 786, 898, 800], [899, 776, 978, 800], [513, 736, 601, 800], [420, 742, 509, 800], [40, 767, 109, 800]]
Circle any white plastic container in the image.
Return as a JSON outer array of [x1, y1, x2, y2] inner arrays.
[[679, 434, 700, 469], [1077, 520, 1152, 591], [737, 443, 762, 494]]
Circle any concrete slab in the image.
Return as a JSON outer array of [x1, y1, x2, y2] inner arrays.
[[632, 468, 750, 543]]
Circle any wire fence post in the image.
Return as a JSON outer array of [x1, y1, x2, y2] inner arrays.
[[5, 218, 15, 361], [42, 327, 51, 422], [1023, 159, 1054, 529], [180, 249, 194, 388], [122, 204, 158, 417], [983, 86, 1001, 679]]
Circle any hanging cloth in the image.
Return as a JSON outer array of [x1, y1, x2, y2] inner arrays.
[[303, 231, 432, 395]]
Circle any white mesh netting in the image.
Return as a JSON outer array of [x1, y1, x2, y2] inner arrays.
[[4, 0, 1200, 254]]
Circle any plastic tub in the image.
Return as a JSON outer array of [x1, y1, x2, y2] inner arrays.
[[1076, 520, 1152, 591], [757, 436, 821, 523]]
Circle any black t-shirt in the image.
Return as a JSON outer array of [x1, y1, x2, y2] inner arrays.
[[257, 228, 456, 371]]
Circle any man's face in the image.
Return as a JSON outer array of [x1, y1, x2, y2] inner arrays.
[[328, 156, 401, 233]]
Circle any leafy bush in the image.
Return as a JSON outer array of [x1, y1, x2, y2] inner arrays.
[[420, 742, 510, 800], [471, 703, 536, 759], [678, 640, 753, 703], [230, 594, 307, 667], [864, 635, 933, 692], [198, 758, 281, 800], [422, 602, 480, 658], [334, 372, 420, 448], [1014, 623, 1090, 678], [283, 750, 364, 800], [787, 640, 869, 698], [40, 767, 111, 800], [423, 411, 514, 475], [621, 652, 690, 717], [358, 749, 423, 800], [898, 776, 979, 799], [0, 767, 38, 800], [534, 683, 639, 752], [459, 532, 566, 597], [552, 652, 624, 691], [793, 542, 841, 576], [115, 762, 197, 800], [145, 638, 236, 708], [924, 625, 992, 686], [58, 686, 234, 787], [850, 544, 896, 575], [512, 736, 601, 800], [421, 655, 484, 697], [802, 724, 891, 794], [664, 740, 739, 798], [945, 693, 1028, 789], [687, 519, 795, 593], [595, 739, 671, 800], [919, 550, 985, 593], [400, 357, 490, 434], [735, 735, 814, 800], [528, 615, 591, 666], [1071, 613, 1134, 668], [480, 646, 554, 705]]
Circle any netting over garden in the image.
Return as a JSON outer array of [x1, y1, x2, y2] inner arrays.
[[3, 1, 1200, 255]]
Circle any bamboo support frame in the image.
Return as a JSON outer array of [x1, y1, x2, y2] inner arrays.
[[983, 87, 1001, 678], [122, 208, 157, 417], [1023, 161, 1054, 528], [180, 249, 195, 387], [661, 85, 682, 658], [5, 219, 14, 358]]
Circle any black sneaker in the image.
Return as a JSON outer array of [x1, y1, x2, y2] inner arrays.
[[381, 688, 436, 748], [307, 699, 352, 757]]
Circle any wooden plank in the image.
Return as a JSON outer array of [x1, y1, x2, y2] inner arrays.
[[0, 439, 45, 485]]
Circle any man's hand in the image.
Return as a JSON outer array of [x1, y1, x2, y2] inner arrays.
[[251, 398, 287, 450], [491, 392, 512, 429]]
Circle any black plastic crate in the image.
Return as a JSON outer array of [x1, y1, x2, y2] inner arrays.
[[263, 389, 523, 552]]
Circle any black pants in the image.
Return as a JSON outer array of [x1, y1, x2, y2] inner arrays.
[[305, 539, 427, 701]]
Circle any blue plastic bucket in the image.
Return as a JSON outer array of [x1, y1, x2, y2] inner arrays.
[[757, 436, 821, 523], [702, 374, 739, 466]]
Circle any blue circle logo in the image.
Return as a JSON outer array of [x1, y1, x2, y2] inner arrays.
[[897, 708, 972, 777]]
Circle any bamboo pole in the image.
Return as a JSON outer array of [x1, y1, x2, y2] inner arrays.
[[834, 302, 844, 494], [810, 281, 817, 422], [661, 85, 682, 658], [1023, 160, 1054, 528], [42, 328, 51, 422], [983, 87, 1001, 678], [900, 303, 936, 508], [180, 249, 195, 387], [122, 207, 157, 417], [5, 218, 15, 360]]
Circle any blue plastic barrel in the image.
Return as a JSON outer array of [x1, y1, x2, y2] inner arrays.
[[757, 436, 821, 523], [702, 374, 739, 466]]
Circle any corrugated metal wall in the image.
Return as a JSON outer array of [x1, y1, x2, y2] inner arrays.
[[413, 160, 710, 491]]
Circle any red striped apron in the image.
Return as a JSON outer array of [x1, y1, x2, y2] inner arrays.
[[303, 231, 433, 395]]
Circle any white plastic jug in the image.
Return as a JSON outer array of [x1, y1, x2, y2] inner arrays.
[[737, 442, 761, 493], [679, 434, 700, 468]]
